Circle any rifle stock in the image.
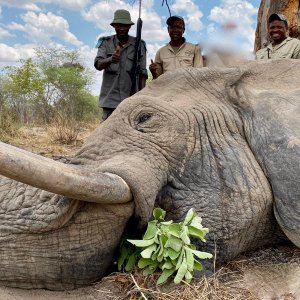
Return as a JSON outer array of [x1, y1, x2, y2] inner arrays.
[[130, 17, 143, 96]]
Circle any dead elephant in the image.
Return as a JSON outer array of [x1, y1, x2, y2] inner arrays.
[[0, 59, 299, 290]]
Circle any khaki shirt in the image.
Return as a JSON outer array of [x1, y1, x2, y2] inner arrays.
[[154, 40, 203, 77], [94, 35, 148, 108], [256, 37, 300, 59]]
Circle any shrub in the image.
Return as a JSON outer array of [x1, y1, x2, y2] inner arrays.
[[118, 208, 213, 285]]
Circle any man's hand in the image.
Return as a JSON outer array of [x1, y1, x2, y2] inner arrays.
[[149, 59, 158, 79], [111, 46, 121, 63]]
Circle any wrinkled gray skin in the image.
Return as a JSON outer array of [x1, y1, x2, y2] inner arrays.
[[0, 59, 299, 290]]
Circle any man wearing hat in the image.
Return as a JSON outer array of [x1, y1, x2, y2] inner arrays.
[[256, 13, 300, 59], [94, 9, 148, 121], [149, 16, 203, 79]]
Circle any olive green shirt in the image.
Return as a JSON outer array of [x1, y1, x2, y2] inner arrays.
[[94, 35, 148, 108], [154, 40, 203, 77], [255, 37, 300, 59]]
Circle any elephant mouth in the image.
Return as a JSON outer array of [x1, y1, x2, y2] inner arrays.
[[96, 155, 167, 226]]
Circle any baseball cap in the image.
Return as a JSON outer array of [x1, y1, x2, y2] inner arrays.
[[166, 16, 185, 27], [268, 13, 288, 26]]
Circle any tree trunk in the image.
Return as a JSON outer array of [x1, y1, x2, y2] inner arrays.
[[255, 0, 300, 51]]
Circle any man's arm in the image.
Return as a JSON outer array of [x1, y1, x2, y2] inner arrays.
[[149, 59, 158, 79], [94, 38, 120, 71], [155, 51, 163, 77], [292, 40, 300, 59], [149, 50, 163, 79], [193, 44, 204, 67]]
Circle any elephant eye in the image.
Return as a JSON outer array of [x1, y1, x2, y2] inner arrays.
[[137, 113, 152, 124]]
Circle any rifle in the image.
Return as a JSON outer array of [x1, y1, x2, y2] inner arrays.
[[130, 15, 143, 96]]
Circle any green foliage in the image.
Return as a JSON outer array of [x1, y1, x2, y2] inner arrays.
[[2, 59, 44, 124], [35, 48, 99, 123], [146, 71, 153, 84], [118, 208, 213, 285], [0, 75, 22, 138], [0, 47, 100, 142], [4, 58, 44, 97]]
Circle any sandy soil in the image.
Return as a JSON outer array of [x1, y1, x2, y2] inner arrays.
[[244, 263, 300, 299], [0, 280, 118, 300]]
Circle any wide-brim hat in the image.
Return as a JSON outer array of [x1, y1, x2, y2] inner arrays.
[[110, 9, 134, 26]]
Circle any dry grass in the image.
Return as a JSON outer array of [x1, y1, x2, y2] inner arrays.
[[4, 123, 98, 157], [99, 264, 257, 300], [94, 244, 300, 300]]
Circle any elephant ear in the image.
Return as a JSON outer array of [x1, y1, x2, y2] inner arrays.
[[228, 59, 300, 247]]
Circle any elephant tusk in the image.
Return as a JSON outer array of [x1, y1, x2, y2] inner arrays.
[[0, 141, 132, 204]]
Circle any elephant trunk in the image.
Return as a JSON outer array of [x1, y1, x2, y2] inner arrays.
[[0, 141, 132, 204]]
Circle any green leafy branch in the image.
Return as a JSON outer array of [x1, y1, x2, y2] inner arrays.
[[118, 208, 213, 285]]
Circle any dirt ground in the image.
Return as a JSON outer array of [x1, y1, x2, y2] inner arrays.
[[1, 126, 300, 300], [1, 244, 299, 300]]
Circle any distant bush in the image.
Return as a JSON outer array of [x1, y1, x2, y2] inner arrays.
[[0, 106, 22, 140], [48, 112, 80, 144]]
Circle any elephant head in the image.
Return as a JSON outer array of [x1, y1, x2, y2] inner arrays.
[[0, 59, 299, 290]]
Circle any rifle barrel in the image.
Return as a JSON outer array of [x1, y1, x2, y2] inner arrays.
[[130, 18, 143, 96]]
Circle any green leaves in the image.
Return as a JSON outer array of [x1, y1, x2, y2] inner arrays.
[[118, 208, 213, 285]]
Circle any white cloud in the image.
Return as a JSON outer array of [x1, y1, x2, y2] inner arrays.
[[0, 0, 41, 11], [0, 0, 90, 11], [51, 0, 90, 10], [76, 44, 100, 95], [7, 11, 82, 46], [77, 44, 95, 70], [206, 23, 216, 35], [82, 1, 115, 31], [170, 0, 204, 31], [208, 0, 258, 50], [142, 13, 169, 43], [0, 42, 35, 66], [0, 27, 13, 38], [146, 42, 164, 61]]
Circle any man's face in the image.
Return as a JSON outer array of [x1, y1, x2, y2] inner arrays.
[[113, 24, 131, 38], [268, 20, 287, 45], [168, 20, 185, 41]]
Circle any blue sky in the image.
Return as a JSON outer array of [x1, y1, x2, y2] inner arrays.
[[0, 0, 261, 95]]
